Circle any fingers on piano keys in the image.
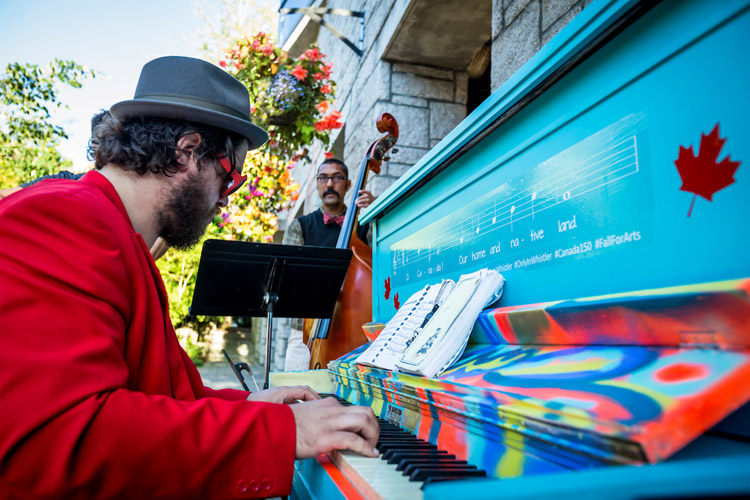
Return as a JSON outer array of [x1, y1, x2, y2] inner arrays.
[[330, 394, 487, 489]]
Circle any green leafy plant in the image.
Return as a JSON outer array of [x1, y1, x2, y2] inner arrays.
[[0, 59, 95, 188]]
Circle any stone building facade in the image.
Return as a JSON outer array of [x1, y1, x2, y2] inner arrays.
[[248, 0, 592, 370]]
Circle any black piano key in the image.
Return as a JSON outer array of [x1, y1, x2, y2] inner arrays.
[[380, 441, 437, 450], [398, 458, 467, 472], [377, 438, 420, 447], [380, 444, 437, 460], [410, 467, 486, 482], [386, 450, 451, 465], [420, 474, 488, 490]]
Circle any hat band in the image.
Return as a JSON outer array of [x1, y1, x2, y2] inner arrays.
[[136, 93, 250, 121]]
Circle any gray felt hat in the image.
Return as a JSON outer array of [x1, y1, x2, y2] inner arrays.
[[110, 56, 268, 150]]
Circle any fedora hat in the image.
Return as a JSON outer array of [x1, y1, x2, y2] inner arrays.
[[110, 56, 268, 150]]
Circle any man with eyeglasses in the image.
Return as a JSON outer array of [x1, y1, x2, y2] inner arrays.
[[0, 56, 379, 499], [283, 157, 375, 248], [282, 158, 376, 370]]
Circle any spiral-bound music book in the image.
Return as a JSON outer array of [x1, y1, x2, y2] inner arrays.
[[357, 268, 505, 376]]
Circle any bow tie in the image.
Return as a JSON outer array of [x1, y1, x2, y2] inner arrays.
[[323, 212, 345, 226]]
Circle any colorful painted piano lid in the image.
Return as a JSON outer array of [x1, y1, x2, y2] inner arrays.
[[330, 278, 750, 466]]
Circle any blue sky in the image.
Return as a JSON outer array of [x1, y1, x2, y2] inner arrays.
[[0, 0, 226, 171]]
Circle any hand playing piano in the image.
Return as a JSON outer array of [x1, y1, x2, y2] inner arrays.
[[245, 385, 321, 404], [290, 397, 380, 459]]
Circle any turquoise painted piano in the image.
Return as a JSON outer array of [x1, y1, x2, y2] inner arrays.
[[290, 0, 750, 498]]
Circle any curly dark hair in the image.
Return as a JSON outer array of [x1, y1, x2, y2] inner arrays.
[[88, 114, 246, 176]]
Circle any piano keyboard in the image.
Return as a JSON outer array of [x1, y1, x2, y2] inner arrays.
[[327, 396, 487, 499]]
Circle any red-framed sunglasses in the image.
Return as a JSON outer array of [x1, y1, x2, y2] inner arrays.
[[217, 155, 248, 199]]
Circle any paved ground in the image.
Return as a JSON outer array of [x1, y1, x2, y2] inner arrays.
[[196, 360, 265, 392]]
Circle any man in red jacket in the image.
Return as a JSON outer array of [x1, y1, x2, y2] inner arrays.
[[0, 56, 378, 499]]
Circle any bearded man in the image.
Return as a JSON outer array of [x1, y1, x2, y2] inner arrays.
[[0, 56, 378, 499]]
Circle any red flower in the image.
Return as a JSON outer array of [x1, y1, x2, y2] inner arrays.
[[260, 43, 275, 56], [219, 60, 227, 68], [313, 111, 344, 132], [327, 111, 343, 128], [325, 151, 334, 159], [304, 47, 322, 62], [321, 84, 332, 94], [313, 72, 324, 81], [323, 62, 334, 79], [291, 64, 308, 80], [316, 101, 329, 113]]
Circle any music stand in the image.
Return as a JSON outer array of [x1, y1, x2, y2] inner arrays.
[[190, 239, 352, 390]]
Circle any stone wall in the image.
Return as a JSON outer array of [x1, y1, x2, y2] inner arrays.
[[281, 0, 592, 220], [491, 0, 593, 91]]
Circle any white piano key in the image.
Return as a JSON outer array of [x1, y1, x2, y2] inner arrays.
[[330, 450, 424, 500]]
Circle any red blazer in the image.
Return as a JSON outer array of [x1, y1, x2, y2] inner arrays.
[[0, 172, 295, 499]]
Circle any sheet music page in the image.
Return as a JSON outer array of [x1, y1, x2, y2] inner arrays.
[[396, 269, 504, 377], [396, 275, 480, 371], [357, 280, 455, 371]]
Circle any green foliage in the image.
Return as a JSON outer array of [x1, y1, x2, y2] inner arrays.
[[156, 232, 222, 333], [0, 59, 95, 188]]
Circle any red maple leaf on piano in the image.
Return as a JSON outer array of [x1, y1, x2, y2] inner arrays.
[[384, 276, 391, 300], [674, 124, 741, 216], [393, 292, 400, 310]]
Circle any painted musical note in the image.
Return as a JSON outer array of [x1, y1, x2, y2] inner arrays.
[[531, 191, 537, 220]]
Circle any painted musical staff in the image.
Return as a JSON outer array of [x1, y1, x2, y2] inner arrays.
[[390, 134, 640, 272]]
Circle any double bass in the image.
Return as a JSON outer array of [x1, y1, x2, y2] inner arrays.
[[305, 113, 399, 369]]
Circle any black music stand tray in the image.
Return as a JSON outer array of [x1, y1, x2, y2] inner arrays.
[[190, 239, 352, 390]]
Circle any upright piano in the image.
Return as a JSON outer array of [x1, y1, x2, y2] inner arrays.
[[285, 0, 750, 498]]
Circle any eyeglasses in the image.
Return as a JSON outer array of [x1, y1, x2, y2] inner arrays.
[[316, 174, 347, 184], [217, 155, 247, 198]]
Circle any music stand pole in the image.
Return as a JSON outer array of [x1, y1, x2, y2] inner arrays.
[[263, 291, 278, 390]]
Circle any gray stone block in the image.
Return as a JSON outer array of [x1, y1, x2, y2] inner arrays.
[[542, 3, 583, 46], [493, 0, 504, 38], [392, 94, 428, 107], [392, 73, 454, 101], [386, 144, 429, 165], [392, 62, 454, 80], [541, 0, 579, 31], [386, 161, 416, 179], [504, 0, 534, 27], [455, 71, 469, 104], [369, 175, 399, 196], [491, 0, 540, 91], [429, 102, 466, 140]]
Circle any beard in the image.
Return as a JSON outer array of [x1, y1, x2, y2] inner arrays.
[[157, 170, 216, 250]]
